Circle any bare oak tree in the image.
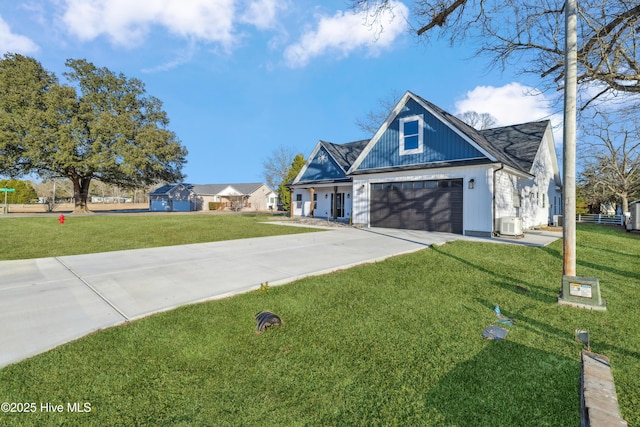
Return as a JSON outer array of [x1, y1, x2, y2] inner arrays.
[[262, 145, 297, 191], [578, 112, 640, 212], [457, 111, 497, 129], [355, 90, 404, 135], [351, 0, 640, 110]]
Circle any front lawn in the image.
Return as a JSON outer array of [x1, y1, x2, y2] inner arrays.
[[0, 213, 318, 260], [0, 224, 638, 426]]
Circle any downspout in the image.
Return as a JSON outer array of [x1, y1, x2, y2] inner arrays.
[[492, 163, 504, 236], [366, 183, 371, 228]]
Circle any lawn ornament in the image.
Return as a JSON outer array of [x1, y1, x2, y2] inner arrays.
[[482, 325, 508, 340], [58, 214, 65, 224], [255, 311, 282, 333], [494, 305, 514, 326]]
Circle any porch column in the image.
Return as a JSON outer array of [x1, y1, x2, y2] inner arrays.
[[309, 187, 315, 218], [332, 186, 337, 220], [289, 187, 294, 218]]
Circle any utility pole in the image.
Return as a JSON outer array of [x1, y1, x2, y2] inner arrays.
[[562, 0, 577, 276], [558, 0, 605, 310]]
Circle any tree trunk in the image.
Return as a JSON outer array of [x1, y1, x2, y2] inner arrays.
[[621, 193, 629, 213], [72, 176, 92, 213]]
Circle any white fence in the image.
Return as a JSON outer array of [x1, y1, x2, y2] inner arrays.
[[576, 214, 624, 225]]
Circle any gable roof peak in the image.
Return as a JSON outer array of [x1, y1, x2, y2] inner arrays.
[[320, 139, 369, 172], [347, 90, 555, 176]]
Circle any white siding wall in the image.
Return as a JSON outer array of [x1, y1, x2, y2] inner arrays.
[[492, 134, 561, 229], [292, 189, 308, 216], [352, 165, 495, 235], [494, 170, 519, 221]]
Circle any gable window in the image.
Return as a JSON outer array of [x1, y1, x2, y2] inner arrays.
[[399, 114, 424, 155]]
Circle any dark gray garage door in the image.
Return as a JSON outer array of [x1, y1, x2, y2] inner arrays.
[[370, 179, 463, 233]]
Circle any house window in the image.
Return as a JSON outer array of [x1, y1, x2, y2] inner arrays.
[[295, 193, 302, 209], [313, 193, 317, 209], [399, 114, 424, 155]]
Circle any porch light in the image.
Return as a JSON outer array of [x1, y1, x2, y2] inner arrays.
[[347, 193, 350, 199], [325, 194, 328, 199], [468, 179, 475, 189]]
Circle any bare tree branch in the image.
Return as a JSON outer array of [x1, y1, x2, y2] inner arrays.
[[579, 111, 640, 212], [349, 0, 640, 111]]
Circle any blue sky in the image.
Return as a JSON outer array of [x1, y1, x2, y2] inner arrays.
[[0, 0, 562, 185]]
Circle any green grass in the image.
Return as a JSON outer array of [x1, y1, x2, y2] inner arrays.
[[0, 213, 318, 260], [0, 224, 638, 426]]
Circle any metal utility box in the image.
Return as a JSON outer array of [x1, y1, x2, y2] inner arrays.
[[626, 201, 640, 231], [558, 275, 606, 310]]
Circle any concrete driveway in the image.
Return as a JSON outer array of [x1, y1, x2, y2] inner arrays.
[[0, 226, 560, 368]]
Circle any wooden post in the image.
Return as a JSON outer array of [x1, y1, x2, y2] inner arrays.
[[332, 186, 337, 220], [289, 187, 294, 218], [562, 0, 577, 276], [309, 187, 315, 218]]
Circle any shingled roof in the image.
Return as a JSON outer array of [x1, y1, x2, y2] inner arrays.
[[479, 121, 550, 173], [192, 183, 269, 195], [149, 183, 193, 195], [320, 139, 370, 172]]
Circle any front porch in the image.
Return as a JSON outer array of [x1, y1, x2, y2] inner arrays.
[[291, 184, 353, 221]]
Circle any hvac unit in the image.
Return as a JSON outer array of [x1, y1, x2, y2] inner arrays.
[[498, 216, 524, 236], [553, 215, 563, 227]]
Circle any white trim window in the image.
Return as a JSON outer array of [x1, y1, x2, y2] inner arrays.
[[399, 114, 424, 155]]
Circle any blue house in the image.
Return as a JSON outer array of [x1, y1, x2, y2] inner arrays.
[[149, 184, 194, 212], [290, 91, 562, 236]]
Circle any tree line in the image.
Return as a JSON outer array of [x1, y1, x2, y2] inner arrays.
[[0, 178, 153, 206]]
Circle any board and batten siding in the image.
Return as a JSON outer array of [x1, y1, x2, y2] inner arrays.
[[356, 98, 485, 171], [298, 146, 347, 182]]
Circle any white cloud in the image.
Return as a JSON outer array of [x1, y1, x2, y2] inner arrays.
[[454, 83, 559, 126], [0, 15, 39, 54], [241, 0, 286, 30], [283, 1, 409, 68], [455, 82, 564, 145], [60, 0, 283, 49]]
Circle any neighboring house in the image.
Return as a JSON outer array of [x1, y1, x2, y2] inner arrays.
[[149, 183, 194, 212], [289, 91, 562, 236], [192, 183, 276, 211], [149, 183, 276, 212]]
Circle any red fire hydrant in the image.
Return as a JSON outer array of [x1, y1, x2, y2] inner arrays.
[[58, 214, 65, 224]]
